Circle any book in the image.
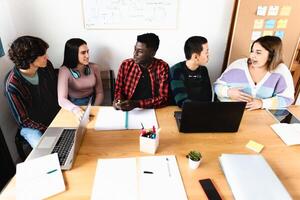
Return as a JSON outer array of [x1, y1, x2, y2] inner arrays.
[[219, 154, 291, 200], [16, 153, 65, 200], [95, 106, 158, 130], [91, 155, 187, 200]]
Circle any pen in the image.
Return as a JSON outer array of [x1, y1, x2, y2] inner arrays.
[[143, 171, 153, 174], [47, 169, 58, 174], [166, 157, 171, 177], [141, 122, 144, 129]]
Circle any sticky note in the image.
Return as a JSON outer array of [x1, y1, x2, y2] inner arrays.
[[277, 19, 288, 29], [253, 19, 264, 29], [268, 5, 279, 16], [251, 31, 261, 41], [275, 31, 285, 39], [280, 6, 291, 16], [265, 19, 276, 29], [262, 30, 273, 36], [246, 140, 264, 153], [257, 6, 268, 16]]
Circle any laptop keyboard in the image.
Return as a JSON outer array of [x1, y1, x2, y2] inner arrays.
[[51, 129, 76, 166]]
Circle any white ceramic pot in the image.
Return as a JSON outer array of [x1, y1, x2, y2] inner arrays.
[[189, 158, 201, 169]]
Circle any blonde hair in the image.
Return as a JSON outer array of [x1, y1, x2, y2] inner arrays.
[[250, 36, 283, 71]]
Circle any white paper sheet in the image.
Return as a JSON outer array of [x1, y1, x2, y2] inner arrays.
[[16, 153, 65, 200], [91, 158, 138, 200]]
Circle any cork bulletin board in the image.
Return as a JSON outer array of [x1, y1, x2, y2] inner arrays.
[[226, 0, 300, 69]]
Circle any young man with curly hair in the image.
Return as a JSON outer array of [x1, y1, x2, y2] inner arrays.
[[4, 36, 60, 148]]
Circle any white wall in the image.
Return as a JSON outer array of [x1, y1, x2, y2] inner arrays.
[[6, 0, 235, 82], [0, 0, 20, 163]]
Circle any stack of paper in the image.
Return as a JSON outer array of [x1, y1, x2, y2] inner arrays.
[[95, 107, 158, 130], [16, 153, 65, 200], [91, 155, 187, 200], [219, 154, 291, 200], [271, 123, 300, 145]]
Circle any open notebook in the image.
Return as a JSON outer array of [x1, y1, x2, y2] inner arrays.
[[95, 107, 158, 130], [91, 155, 187, 200]]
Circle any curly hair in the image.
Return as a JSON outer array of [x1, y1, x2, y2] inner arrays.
[[8, 36, 49, 69]]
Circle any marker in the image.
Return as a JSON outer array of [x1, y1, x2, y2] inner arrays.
[[143, 171, 153, 174], [125, 111, 129, 129], [47, 169, 58, 174]]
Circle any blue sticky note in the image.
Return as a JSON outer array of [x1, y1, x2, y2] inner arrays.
[[265, 19, 276, 29], [0, 38, 4, 57], [275, 31, 285, 39]]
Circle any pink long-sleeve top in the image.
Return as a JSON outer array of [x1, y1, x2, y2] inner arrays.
[[57, 63, 104, 111]]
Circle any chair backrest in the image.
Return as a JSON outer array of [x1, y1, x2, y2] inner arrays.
[[100, 70, 115, 106]]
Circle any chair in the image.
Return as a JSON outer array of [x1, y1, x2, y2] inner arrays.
[[15, 129, 32, 161], [100, 70, 115, 106], [0, 127, 16, 191]]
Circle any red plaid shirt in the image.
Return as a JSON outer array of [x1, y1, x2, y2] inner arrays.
[[114, 58, 169, 108]]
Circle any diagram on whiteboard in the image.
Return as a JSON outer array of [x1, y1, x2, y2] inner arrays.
[[82, 0, 178, 29]]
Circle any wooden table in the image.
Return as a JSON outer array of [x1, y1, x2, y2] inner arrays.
[[1, 106, 300, 200]]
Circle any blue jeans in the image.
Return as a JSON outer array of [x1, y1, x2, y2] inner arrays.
[[69, 95, 94, 106], [20, 127, 42, 148]]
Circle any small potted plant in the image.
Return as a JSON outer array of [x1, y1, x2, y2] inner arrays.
[[186, 150, 202, 169]]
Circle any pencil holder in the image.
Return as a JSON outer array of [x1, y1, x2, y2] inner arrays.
[[139, 128, 159, 154]]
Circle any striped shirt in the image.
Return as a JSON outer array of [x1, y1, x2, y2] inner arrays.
[[170, 61, 212, 107], [214, 58, 294, 109], [4, 61, 60, 132], [114, 58, 170, 108]]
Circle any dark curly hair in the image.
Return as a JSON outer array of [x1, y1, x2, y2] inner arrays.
[[8, 36, 49, 69]]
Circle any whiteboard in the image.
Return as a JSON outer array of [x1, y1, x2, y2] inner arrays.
[[82, 0, 178, 29]]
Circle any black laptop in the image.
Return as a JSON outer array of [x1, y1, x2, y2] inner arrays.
[[174, 101, 246, 133]]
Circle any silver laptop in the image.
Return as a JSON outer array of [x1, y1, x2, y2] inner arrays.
[[27, 99, 92, 170]]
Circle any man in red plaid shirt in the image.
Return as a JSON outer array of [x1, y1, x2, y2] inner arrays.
[[113, 33, 170, 111]]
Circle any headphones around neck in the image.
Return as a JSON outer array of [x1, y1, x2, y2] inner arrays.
[[69, 66, 91, 79]]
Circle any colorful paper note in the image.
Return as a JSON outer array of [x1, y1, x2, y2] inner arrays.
[[275, 31, 285, 39], [280, 6, 291, 16], [268, 5, 279, 16], [262, 30, 273, 36], [253, 19, 264, 29], [257, 6, 268, 16], [265, 19, 276, 29], [251, 31, 262, 41], [246, 140, 264, 153], [277, 19, 288, 29]]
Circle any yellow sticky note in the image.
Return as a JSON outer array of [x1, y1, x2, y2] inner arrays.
[[246, 140, 264, 153], [262, 30, 273, 36], [277, 19, 288, 29], [280, 6, 291, 16], [253, 19, 264, 29]]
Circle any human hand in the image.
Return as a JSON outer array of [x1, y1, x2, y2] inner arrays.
[[71, 107, 84, 121], [113, 99, 122, 110], [227, 88, 253, 102], [117, 100, 138, 111], [246, 99, 263, 111]]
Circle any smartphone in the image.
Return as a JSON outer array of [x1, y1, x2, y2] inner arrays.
[[267, 109, 300, 124], [199, 179, 222, 200]]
